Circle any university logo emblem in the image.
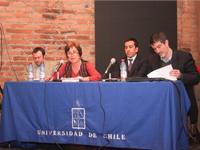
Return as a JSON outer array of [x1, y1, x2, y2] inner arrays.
[[72, 108, 86, 129]]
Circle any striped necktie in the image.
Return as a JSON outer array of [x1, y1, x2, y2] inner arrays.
[[128, 59, 133, 72]]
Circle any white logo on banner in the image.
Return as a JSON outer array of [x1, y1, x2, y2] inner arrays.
[[72, 108, 86, 129]]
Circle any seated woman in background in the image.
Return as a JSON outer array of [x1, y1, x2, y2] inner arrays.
[[52, 41, 101, 81]]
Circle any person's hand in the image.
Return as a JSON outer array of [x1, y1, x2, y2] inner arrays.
[[169, 69, 182, 79], [45, 76, 52, 81]]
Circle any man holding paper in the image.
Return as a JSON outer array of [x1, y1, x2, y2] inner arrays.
[[148, 32, 200, 143]]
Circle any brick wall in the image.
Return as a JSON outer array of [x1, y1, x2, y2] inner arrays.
[[177, 0, 200, 66], [0, 0, 95, 83]]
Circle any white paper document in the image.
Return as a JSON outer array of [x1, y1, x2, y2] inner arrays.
[[147, 64, 177, 81], [61, 77, 80, 82]]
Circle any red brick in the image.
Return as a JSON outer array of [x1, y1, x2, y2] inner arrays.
[[6, 29, 33, 34], [0, 2, 9, 6]]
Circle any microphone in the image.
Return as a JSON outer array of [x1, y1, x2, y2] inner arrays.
[[104, 58, 116, 74], [53, 60, 64, 81], [55, 60, 64, 72]]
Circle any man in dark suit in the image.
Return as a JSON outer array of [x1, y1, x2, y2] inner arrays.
[[123, 38, 148, 77], [104, 38, 148, 79], [148, 32, 200, 142]]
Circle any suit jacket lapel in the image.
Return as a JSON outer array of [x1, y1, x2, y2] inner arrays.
[[171, 50, 179, 69], [129, 56, 140, 74]]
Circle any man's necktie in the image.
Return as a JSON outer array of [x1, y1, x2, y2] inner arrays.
[[128, 59, 132, 72]]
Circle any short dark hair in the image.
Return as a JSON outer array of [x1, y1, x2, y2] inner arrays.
[[32, 47, 45, 56], [150, 32, 168, 45], [64, 41, 82, 56], [124, 38, 139, 48]]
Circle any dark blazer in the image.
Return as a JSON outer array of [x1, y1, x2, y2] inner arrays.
[[104, 54, 148, 79], [124, 55, 148, 78], [148, 50, 200, 85]]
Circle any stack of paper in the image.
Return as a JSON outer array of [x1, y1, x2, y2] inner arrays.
[[147, 65, 177, 81]]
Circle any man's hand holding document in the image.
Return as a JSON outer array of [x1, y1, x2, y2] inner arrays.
[[147, 64, 177, 81]]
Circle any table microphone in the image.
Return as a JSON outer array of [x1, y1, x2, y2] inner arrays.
[[104, 58, 116, 74], [56, 60, 64, 72], [54, 60, 64, 81]]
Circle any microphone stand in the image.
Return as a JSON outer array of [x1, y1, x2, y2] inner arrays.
[[52, 62, 64, 82], [102, 73, 119, 82], [52, 72, 62, 82]]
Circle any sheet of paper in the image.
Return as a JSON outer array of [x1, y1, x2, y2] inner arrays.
[[61, 77, 80, 82], [147, 64, 177, 81]]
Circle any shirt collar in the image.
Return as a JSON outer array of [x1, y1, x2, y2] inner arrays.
[[127, 54, 137, 62]]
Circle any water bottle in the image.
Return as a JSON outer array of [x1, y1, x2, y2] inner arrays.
[[120, 59, 127, 81], [28, 63, 33, 81], [39, 63, 45, 81]]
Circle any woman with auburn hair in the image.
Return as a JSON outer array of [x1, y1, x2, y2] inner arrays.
[[52, 41, 101, 81]]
